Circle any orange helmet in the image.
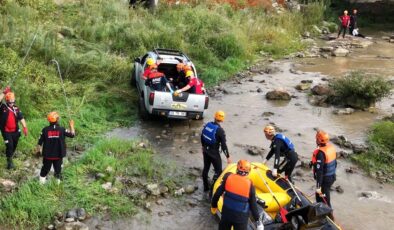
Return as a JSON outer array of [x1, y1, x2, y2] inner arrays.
[[263, 125, 275, 136], [5, 92, 15, 102], [237, 160, 251, 175], [183, 65, 192, 71], [316, 130, 329, 145], [47, 111, 60, 123], [176, 63, 185, 71], [214, 110, 225, 122], [149, 64, 158, 70]]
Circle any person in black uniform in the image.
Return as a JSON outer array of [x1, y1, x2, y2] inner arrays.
[[201, 110, 231, 192], [36, 111, 75, 184], [211, 160, 263, 230], [262, 125, 298, 182], [0, 88, 28, 169]]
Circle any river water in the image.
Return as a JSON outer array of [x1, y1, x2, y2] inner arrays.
[[93, 36, 394, 230]]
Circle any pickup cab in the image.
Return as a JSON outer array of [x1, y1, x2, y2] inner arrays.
[[131, 49, 209, 120]]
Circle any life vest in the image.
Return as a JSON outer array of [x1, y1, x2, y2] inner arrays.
[[223, 174, 251, 213], [148, 72, 164, 79], [311, 143, 337, 176], [274, 133, 295, 152], [202, 122, 219, 145]]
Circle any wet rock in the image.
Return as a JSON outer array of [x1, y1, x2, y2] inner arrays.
[[76, 208, 87, 221], [351, 40, 373, 48], [262, 111, 275, 117], [262, 66, 280, 74], [390, 39, 394, 43], [65, 217, 75, 223], [311, 84, 332, 96], [352, 143, 368, 154], [187, 199, 198, 207], [61, 222, 89, 230], [332, 47, 349, 57], [146, 183, 160, 196], [359, 191, 373, 198], [321, 54, 329, 59], [301, 80, 313, 84], [331, 135, 352, 149], [321, 77, 329, 81], [185, 184, 198, 194], [382, 36, 390, 41], [294, 103, 301, 106], [345, 167, 357, 174], [308, 95, 328, 106], [320, 46, 334, 52], [266, 89, 291, 101], [333, 108, 355, 115], [0, 179, 16, 192], [295, 83, 311, 91], [299, 160, 311, 170], [66, 209, 78, 219], [101, 182, 112, 191], [257, 88, 263, 93], [335, 185, 344, 194], [338, 151, 351, 159], [259, 80, 266, 83], [174, 188, 185, 196]]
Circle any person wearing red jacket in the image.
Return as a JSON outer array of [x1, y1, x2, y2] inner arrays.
[[36, 112, 75, 184], [337, 10, 350, 39], [0, 87, 28, 169]]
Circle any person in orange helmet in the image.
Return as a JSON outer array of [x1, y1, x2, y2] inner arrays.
[[174, 70, 204, 95], [311, 130, 337, 208], [36, 112, 75, 184], [211, 160, 263, 230], [201, 111, 231, 193], [175, 62, 191, 89], [0, 87, 28, 169]]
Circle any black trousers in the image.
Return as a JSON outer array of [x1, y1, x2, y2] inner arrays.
[[202, 151, 222, 191], [40, 158, 63, 179], [278, 151, 298, 182], [219, 219, 247, 230], [337, 26, 347, 38], [316, 175, 336, 208], [2, 131, 20, 158]]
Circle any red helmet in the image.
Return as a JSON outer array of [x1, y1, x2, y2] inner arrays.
[[237, 159, 251, 175], [47, 111, 60, 123]]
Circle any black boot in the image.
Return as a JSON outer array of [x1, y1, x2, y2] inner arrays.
[[6, 157, 15, 170]]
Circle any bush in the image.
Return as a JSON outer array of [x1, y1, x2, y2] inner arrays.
[[330, 72, 392, 109]]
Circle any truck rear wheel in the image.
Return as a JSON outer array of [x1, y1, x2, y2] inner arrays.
[[131, 68, 137, 87]]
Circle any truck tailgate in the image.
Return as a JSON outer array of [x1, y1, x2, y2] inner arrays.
[[153, 91, 206, 112]]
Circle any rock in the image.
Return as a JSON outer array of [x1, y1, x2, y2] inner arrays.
[[308, 95, 328, 106], [76, 208, 87, 221], [59, 26, 76, 38], [95, 173, 105, 180], [101, 182, 112, 191], [321, 27, 330, 34], [138, 142, 147, 148], [65, 217, 75, 223], [145, 202, 151, 211], [262, 111, 275, 117], [299, 160, 311, 170], [105, 166, 114, 173], [382, 36, 390, 40], [187, 199, 198, 207], [294, 170, 304, 177], [312, 25, 322, 34], [320, 46, 334, 52], [345, 167, 356, 174], [351, 40, 373, 48], [158, 211, 166, 217], [359, 191, 373, 198], [331, 135, 352, 149], [0, 179, 16, 192], [332, 47, 349, 57], [311, 84, 332, 96], [295, 83, 311, 91], [66, 209, 78, 219], [54, 219, 64, 229], [146, 183, 161, 196], [47, 224, 55, 230], [294, 103, 301, 106], [301, 80, 313, 84], [335, 185, 344, 194], [352, 143, 368, 154], [266, 89, 291, 101], [333, 108, 355, 115], [156, 199, 164, 205], [62, 222, 89, 230], [257, 88, 263, 93], [184, 184, 198, 194], [262, 66, 280, 74], [338, 151, 351, 159], [303, 31, 310, 38], [390, 39, 394, 43], [174, 188, 185, 196]]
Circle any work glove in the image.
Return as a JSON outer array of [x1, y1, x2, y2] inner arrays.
[[256, 221, 264, 230], [173, 90, 181, 96], [316, 187, 322, 195], [262, 159, 267, 165], [226, 157, 232, 165], [22, 127, 28, 136], [272, 168, 278, 177], [210, 207, 217, 215], [3, 86, 11, 95], [69, 120, 75, 129]]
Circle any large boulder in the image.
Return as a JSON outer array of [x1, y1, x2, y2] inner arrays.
[[311, 84, 332, 96], [266, 89, 291, 100], [332, 47, 350, 57]]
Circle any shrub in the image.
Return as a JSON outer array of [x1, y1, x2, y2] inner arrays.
[[330, 72, 392, 109]]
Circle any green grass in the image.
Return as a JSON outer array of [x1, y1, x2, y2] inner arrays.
[[0, 138, 186, 229]]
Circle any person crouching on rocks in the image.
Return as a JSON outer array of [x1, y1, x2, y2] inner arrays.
[[36, 112, 75, 184]]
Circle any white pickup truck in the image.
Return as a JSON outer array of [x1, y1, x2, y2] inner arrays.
[[131, 49, 209, 120]]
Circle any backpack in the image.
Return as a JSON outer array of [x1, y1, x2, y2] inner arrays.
[[202, 122, 219, 145]]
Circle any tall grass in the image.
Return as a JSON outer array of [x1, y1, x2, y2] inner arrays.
[[0, 139, 185, 229]]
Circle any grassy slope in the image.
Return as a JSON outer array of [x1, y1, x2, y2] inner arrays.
[[0, 0, 326, 228]]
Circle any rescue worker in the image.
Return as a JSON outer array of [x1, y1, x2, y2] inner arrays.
[[0, 87, 28, 169], [36, 112, 75, 184], [337, 10, 350, 39], [349, 9, 358, 36], [211, 160, 264, 230], [175, 62, 191, 89], [311, 130, 337, 208], [145, 64, 174, 93], [142, 58, 156, 80], [173, 70, 205, 95], [201, 111, 231, 192], [262, 125, 298, 182]]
